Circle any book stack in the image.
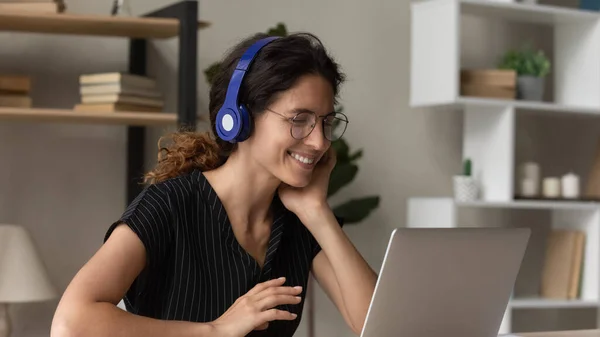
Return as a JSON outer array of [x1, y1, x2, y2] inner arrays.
[[0, 0, 66, 13], [460, 69, 517, 99], [0, 74, 32, 108], [540, 229, 585, 300], [75, 72, 164, 113]]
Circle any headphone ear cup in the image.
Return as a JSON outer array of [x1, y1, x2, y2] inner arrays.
[[236, 104, 252, 142], [216, 106, 242, 143], [215, 37, 279, 143]]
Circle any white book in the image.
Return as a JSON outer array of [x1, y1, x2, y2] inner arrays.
[[81, 93, 163, 108], [79, 73, 157, 90], [80, 83, 162, 98]]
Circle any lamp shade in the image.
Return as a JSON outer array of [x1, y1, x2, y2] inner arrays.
[[0, 224, 57, 302]]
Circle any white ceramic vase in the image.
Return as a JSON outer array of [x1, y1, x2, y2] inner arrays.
[[453, 176, 479, 202]]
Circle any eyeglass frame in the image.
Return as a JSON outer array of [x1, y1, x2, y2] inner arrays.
[[265, 107, 349, 141]]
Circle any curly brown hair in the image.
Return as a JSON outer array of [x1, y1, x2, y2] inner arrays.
[[143, 32, 345, 184], [143, 130, 225, 184]]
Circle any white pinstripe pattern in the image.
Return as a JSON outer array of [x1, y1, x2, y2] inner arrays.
[[103, 169, 343, 337]]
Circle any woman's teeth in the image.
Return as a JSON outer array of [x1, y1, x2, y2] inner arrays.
[[289, 152, 315, 165]]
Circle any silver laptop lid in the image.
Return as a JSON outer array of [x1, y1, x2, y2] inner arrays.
[[360, 227, 530, 337]]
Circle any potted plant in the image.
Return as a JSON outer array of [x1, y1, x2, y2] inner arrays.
[[453, 158, 478, 202], [580, 0, 600, 11], [498, 44, 551, 101]]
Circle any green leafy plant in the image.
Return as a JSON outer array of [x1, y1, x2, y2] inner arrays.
[[203, 23, 380, 225], [498, 44, 551, 78], [203, 23, 289, 86], [265, 22, 288, 37], [203, 63, 221, 87], [463, 158, 471, 176], [326, 106, 380, 224]]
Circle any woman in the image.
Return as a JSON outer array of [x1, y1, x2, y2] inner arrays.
[[51, 32, 377, 337]]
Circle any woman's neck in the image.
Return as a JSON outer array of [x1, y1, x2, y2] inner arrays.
[[202, 151, 281, 234]]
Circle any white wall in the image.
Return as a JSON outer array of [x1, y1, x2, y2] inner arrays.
[[0, 0, 463, 336]]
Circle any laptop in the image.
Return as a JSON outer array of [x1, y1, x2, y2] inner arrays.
[[360, 227, 530, 337]]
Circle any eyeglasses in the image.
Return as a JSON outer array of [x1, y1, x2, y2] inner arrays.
[[266, 108, 349, 141]]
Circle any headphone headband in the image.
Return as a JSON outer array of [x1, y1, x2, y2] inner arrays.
[[223, 36, 280, 111], [216, 36, 280, 143]]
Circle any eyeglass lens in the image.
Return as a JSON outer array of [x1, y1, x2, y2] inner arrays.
[[291, 112, 348, 141]]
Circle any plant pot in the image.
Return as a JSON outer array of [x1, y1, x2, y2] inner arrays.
[[453, 176, 479, 202], [517, 75, 545, 101], [581, 0, 600, 11]]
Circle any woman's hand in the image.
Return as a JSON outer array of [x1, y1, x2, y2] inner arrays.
[[278, 146, 336, 222], [210, 277, 302, 337]]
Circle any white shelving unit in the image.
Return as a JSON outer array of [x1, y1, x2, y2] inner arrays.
[[409, 0, 600, 334]]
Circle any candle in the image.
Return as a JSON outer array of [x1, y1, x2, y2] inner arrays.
[[543, 177, 560, 198], [521, 178, 537, 197], [520, 162, 540, 196], [561, 172, 580, 199], [521, 162, 540, 181]]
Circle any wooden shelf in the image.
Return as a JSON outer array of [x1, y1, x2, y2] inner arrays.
[[0, 11, 210, 38], [0, 107, 184, 126]]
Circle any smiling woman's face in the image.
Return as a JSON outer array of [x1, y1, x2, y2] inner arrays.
[[244, 73, 335, 187]]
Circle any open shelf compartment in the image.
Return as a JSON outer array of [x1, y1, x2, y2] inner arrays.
[[410, 0, 600, 111], [407, 197, 600, 333]]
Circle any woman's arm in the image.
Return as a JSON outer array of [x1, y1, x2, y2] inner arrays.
[[51, 224, 216, 337], [300, 206, 377, 335]]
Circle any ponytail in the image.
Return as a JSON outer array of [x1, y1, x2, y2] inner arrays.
[[143, 130, 227, 184]]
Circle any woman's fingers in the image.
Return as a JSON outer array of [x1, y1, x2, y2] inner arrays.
[[257, 294, 302, 311], [259, 308, 298, 323], [254, 284, 303, 301], [212, 277, 302, 337], [245, 277, 287, 297]]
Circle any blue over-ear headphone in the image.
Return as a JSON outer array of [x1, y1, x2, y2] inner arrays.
[[215, 36, 280, 143]]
